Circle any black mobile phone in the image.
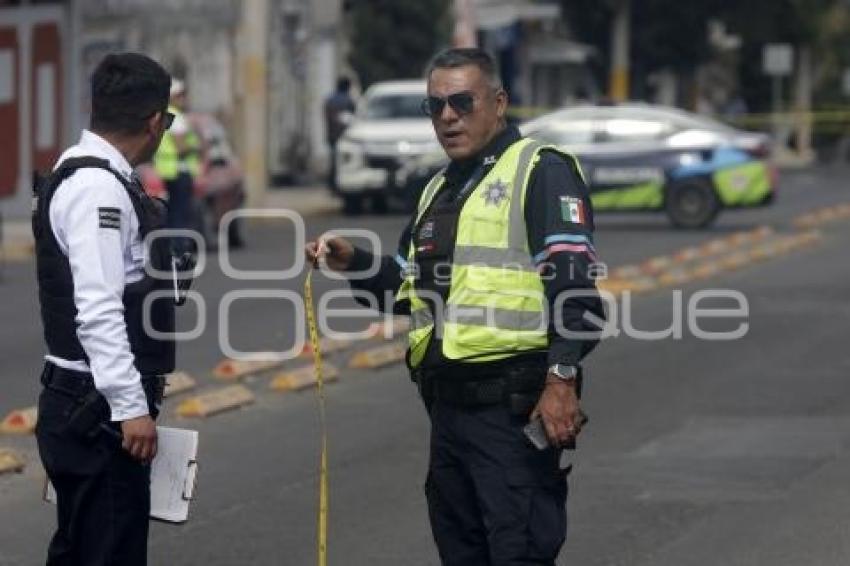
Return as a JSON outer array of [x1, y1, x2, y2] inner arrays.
[[523, 411, 589, 451]]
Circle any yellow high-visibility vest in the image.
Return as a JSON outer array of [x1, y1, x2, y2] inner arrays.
[[397, 137, 584, 368], [153, 106, 201, 180]]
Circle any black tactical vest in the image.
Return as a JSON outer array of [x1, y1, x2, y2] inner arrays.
[[32, 156, 176, 375]]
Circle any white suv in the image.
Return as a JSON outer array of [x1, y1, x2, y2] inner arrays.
[[334, 80, 440, 214]]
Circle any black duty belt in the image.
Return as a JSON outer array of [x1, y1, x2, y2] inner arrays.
[[412, 361, 548, 412], [41, 361, 166, 404]]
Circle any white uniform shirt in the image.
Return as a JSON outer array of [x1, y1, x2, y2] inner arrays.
[[45, 130, 150, 421]]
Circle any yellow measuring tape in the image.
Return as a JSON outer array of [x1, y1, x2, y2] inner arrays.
[[304, 262, 328, 566]]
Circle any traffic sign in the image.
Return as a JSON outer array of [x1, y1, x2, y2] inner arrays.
[[763, 44, 793, 76]]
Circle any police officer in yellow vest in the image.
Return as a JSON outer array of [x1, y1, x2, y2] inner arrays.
[[153, 79, 200, 251], [307, 48, 604, 566]]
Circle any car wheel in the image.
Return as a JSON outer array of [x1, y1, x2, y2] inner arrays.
[[665, 178, 721, 229], [342, 194, 364, 216]]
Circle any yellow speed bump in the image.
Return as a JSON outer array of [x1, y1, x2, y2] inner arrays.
[[672, 246, 701, 263], [299, 337, 353, 358], [176, 385, 255, 418], [1, 407, 37, 435], [596, 278, 636, 295], [367, 317, 411, 340], [628, 277, 659, 293], [657, 268, 692, 287], [792, 230, 822, 247], [794, 206, 850, 228], [793, 212, 818, 229], [271, 364, 340, 392], [163, 371, 197, 398], [725, 226, 773, 247], [720, 251, 751, 270], [0, 448, 25, 475], [748, 242, 781, 261], [640, 256, 674, 275], [212, 358, 285, 380], [0, 242, 34, 263], [699, 238, 731, 256], [348, 342, 407, 370], [690, 261, 722, 280], [611, 265, 641, 280]]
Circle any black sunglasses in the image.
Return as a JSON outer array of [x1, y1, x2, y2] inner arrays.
[[421, 91, 476, 117], [163, 111, 175, 130]]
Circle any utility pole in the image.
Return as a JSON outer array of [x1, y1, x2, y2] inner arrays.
[[793, 45, 813, 161], [453, 0, 477, 48], [237, 0, 269, 207], [609, 0, 630, 102]]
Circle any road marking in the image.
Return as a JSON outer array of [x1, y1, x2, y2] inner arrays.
[[1, 407, 37, 435], [164, 371, 197, 398], [270, 363, 340, 392], [0, 448, 25, 474], [348, 342, 407, 370], [176, 385, 255, 418]]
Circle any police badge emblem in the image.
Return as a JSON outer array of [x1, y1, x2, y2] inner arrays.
[[482, 179, 509, 206]]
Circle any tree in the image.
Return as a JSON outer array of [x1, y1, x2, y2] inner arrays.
[[346, 0, 452, 88], [559, 0, 723, 102]]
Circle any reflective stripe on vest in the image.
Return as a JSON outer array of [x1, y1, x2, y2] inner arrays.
[[397, 137, 583, 367]]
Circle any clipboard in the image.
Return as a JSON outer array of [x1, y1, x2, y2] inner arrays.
[[44, 426, 199, 524]]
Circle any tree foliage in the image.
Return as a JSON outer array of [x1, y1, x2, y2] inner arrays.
[[347, 0, 452, 88], [559, 0, 850, 109]]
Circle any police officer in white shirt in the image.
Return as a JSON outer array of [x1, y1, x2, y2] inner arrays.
[[33, 52, 177, 566]]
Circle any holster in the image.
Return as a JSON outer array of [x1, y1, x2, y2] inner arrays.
[[411, 360, 573, 417], [66, 389, 111, 441]]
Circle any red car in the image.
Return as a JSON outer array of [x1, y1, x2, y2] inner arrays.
[[138, 113, 245, 248]]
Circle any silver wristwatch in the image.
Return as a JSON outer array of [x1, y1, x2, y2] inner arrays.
[[548, 364, 578, 384]]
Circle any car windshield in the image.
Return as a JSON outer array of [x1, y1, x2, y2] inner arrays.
[[363, 94, 424, 119]]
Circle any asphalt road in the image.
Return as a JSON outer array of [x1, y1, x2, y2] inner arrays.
[[1, 166, 849, 565]]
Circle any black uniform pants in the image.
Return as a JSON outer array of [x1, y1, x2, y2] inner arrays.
[[426, 401, 569, 566], [35, 371, 160, 566]]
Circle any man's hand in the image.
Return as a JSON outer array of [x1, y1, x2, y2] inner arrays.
[[120, 415, 157, 463], [305, 234, 354, 271], [531, 375, 583, 447]]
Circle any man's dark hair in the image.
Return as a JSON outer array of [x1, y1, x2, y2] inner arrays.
[[336, 76, 352, 93], [90, 52, 171, 135], [426, 48, 503, 90]]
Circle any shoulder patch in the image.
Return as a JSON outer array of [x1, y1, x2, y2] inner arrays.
[[560, 196, 587, 225], [98, 207, 121, 230]]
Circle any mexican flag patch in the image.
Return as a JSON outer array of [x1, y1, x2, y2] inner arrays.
[[560, 196, 586, 225]]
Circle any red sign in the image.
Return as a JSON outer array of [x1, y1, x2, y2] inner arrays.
[[0, 26, 19, 197]]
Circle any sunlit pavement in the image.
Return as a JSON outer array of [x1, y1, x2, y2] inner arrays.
[[2, 168, 850, 565]]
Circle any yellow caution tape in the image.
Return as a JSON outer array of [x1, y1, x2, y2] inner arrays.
[[304, 262, 328, 566]]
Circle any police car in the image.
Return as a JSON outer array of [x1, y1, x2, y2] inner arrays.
[[402, 103, 776, 228]]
